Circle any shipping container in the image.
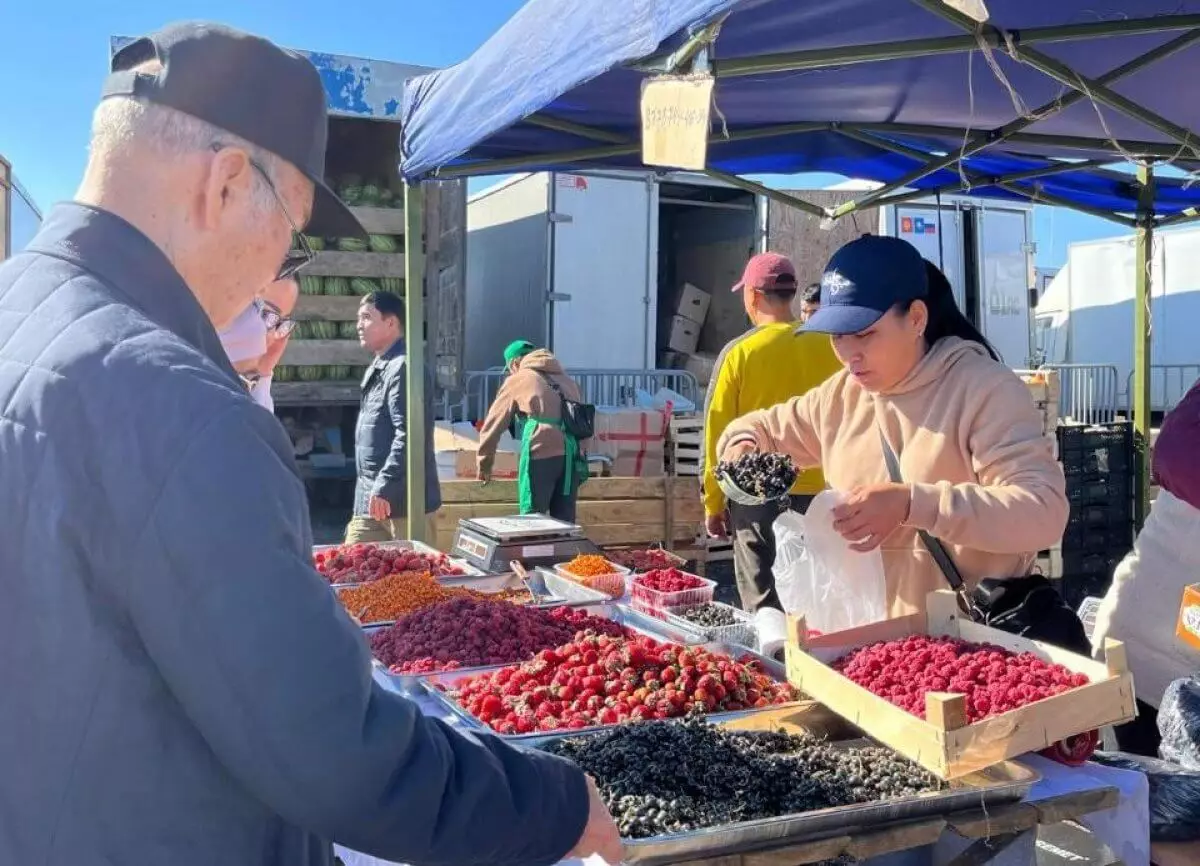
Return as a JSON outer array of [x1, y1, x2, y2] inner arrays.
[[466, 172, 1037, 388]]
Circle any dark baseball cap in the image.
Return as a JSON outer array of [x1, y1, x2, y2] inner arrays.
[[104, 22, 366, 240], [798, 235, 928, 335], [732, 252, 797, 292]]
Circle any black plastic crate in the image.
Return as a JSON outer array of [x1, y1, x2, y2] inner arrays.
[[1065, 476, 1132, 507], [1062, 547, 1127, 581], [1067, 500, 1132, 530], [1062, 523, 1133, 552], [1060, 573, 1114, 612], [1057, 422, 1133, 452], [1061, 448, 1131, 478]]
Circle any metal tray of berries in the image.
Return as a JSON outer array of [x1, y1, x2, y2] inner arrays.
[[531, 729, 1039, 865], [419, 635, 802, 743], [369, 603, 695, 697], [663, 602, 758, 649], [343, 573, 577, 630], [314, 539, 489, 585]]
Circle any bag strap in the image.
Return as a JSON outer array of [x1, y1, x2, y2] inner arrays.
[[877, 425, 982, 619]]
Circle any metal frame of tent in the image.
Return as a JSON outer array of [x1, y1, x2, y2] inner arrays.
[[397, 3, 1200, 538]]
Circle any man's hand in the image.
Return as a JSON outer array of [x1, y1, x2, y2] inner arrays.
[[831, 483, 912, 552], [568, 776, 624, 864], [719, 439, 758, 464], [705, 512, 729, 538], [368, 494, 392, 521]]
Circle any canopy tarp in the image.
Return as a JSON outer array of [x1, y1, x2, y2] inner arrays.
[[400, 0, 1200, 221], [395, 0, 1200, 535]]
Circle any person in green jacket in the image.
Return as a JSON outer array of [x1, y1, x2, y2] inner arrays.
[[476, 340, 589, 521]]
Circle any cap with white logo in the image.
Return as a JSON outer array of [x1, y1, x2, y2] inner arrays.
[[798, 235, 929, 336]]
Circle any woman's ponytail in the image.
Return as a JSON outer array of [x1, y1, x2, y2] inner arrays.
[[918, 260, 1001, 362]]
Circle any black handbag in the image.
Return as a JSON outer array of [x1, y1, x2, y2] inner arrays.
[[879, 429, 1091, 654], [535, 370, 595, 440]]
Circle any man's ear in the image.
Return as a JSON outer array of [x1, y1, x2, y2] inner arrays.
[[201, 147, 256, 231]]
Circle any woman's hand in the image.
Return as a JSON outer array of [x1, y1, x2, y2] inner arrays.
[[719, 439, 758, 464], [831, 483, 912, 552]]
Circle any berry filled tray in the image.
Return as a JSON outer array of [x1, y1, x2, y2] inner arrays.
[[534, 717, 1039, 865], [314, 539, 487, 586], [420, 627, 802, 743], [370, 603, 697, 697], [786, 590, 1136, 780]]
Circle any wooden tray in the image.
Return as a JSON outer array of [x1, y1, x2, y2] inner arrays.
[[785, 590, 1136, 780]]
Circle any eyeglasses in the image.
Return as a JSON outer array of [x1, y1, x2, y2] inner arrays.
[[254, 299, 297, 338], [211, 144, 314, 281]]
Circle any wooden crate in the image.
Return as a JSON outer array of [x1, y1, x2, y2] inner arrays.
[[433, 476, 704, 553], [668, 414, 703, 477], [785, 590, 1136, 780]]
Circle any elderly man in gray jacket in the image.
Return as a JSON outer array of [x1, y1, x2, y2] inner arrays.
[[0, 21, 619, 866]]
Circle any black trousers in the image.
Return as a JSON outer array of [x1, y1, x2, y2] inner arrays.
[[526, 456, 579, 523], [728, 494, 814, 613], [1113, 699, 1161, 758]]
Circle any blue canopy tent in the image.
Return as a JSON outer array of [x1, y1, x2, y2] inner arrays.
[[393, 0, 1200, 536]]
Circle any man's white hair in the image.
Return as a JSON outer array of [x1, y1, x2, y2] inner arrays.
[[90, 95, 282, 213]]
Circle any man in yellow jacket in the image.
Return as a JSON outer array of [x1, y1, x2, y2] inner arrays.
[[703, 253, 842, 613]]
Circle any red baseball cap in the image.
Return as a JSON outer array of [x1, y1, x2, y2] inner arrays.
[[732, 252, 798, 292]]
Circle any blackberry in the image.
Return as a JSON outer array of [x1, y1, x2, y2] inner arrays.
[[715, 453, 799, 500], [542, 717, 942, 838]]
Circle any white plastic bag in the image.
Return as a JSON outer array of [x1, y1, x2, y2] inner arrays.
[[771, 490, 888, 634]]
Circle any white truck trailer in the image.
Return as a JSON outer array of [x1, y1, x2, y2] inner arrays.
[[465, 171, 1037, 379]]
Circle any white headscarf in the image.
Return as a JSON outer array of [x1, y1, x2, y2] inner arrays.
[[220, 303, 268, 365]]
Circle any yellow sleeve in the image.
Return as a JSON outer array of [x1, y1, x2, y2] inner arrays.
[[702, 347, 741, 516]]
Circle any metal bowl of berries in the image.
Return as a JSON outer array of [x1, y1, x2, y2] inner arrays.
[[714, 453, 799, 507]]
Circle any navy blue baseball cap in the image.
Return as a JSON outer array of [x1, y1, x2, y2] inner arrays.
[[798, 235, 929, 335]]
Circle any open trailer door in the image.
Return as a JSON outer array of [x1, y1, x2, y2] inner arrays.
[[549, 173, 656, 369]]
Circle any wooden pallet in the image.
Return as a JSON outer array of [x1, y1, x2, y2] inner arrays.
[[668, 414, 704, 477], [785, 590, 1136, 780], [432, 476, 704, 553]]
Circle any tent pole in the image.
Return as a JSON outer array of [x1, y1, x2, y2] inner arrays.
[[1156, 206, 1200, 228], [1134, 166, 1155, 524], [834, 127, 1136, 226], [702, 169, 829, 219], [404, 181, 428, 541], [867, 159, 1112, 209], [830, 29, 1200, 216], [911, 0, 1200, 154], [631, 16, 1200, 77], [436, 122, 831, 178]]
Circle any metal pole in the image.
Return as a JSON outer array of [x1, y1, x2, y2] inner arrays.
[[404, 182, 428, 541], [831, 28, 1200, 217], [1133, 165, 1155, 522], [910, 0, 1200, 154], [703, 169, 830, 219]]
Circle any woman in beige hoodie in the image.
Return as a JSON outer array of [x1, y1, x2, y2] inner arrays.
[[719, 236, 1067, 618]]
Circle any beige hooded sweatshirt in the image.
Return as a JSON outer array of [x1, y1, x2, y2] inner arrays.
[[477, 349, 588, 474], [718, 337, 1068, 618]]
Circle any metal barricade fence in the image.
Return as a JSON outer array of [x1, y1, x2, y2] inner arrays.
[[438, 368, 702, 422], [1038, 364, 1121, 426], [1124, 364, 1200, 416]]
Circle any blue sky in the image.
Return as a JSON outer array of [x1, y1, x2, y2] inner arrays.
[[2, 0, 1127, 268]]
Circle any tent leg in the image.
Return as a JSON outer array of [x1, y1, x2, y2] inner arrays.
[[1133, 166, 1154, 525], [404, 182, 428, 541]]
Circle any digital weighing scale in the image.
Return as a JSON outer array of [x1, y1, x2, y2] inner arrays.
[[450, 515, 601, 573]]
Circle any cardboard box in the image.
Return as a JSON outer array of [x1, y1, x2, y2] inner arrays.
[[667, 314, 701, 354], [1176, 583, 1200, 651], [433, 421, 519, 479], [592, 408, 668, 478], [675, 282, 711, 325]]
